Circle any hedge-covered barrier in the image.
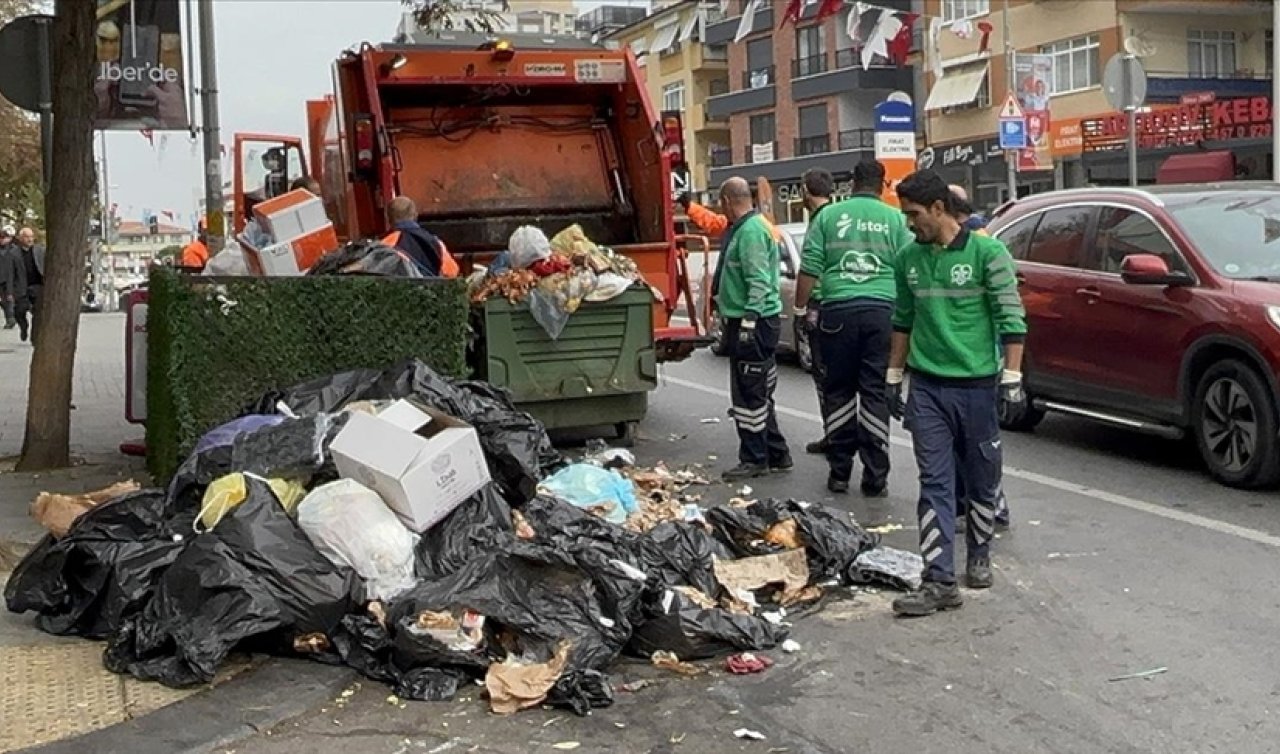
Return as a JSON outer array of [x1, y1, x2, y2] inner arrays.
[[146, 267, 469, 482]]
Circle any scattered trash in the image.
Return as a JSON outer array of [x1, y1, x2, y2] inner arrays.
[[651, 650, 704, 676], [486, 642, 572, 715], [714, 549, 810, 602], [700, 417, 721, 424], [668, 433, 687, 442], [737, 486, 753, 496], [867, 523, 904, 534], [551, 742, 581, 751], [781, 639, 801, 653], [618, 679, 654, 692], [584, 445, 636, 470], [670, 732, 687, 744], [725, 652, 774, 675], [734, 728, 767, 741], [1047, 552, 1098, 560], [540, 464, 638, 525], [297, 479, 419, 602], [1108, 666, 1168, 683], [849, 546, 924, 591], [30, 480, 141, 539], [1028, 520, 1041, 526]]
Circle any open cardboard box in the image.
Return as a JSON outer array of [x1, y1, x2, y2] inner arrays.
[[330, 399, 492, 532]]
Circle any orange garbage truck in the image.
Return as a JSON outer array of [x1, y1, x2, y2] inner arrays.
[[233, 34, 709, 438]]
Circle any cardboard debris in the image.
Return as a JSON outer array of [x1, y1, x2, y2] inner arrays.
[[31, 480, 141, 538], [293, 632, 331, 654], [713, 549, 809, 601], [485, 642, 571, 715], [764, 519, 802, 550], [651, 650, 703, 676], [673, 586, 718, 610]]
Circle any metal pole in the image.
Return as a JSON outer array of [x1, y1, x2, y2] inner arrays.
[[35, 15, 52, 192], [1273, 0, 1279, 181], [198, 0, 225, 253], [1003, 0, 1016, 201], [1123, 54, 1138, 186], [98, 131, 111, 308]]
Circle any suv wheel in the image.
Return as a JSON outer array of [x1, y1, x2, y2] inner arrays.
[[1193, 360, 1280, 489]]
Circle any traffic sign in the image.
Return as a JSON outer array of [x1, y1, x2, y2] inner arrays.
[[998, 92, 1025, 120], [998, 117, 1027, 150], [1102, 53, 1147, 111]]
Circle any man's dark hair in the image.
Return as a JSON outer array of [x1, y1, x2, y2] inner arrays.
[[852, 160, 886, 191], [951, 193, 975, 218], [802, 168, 834, 198], [897, 170, 957, 212]]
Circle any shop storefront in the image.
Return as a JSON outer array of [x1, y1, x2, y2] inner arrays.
[[1078, 94, 1274, 184], [917, 137, 1054, 213]]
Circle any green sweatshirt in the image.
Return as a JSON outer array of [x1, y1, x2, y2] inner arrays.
[[716, 213, 782, 319], [801, 194, 913, 306], [892, 229, 1027, 380]]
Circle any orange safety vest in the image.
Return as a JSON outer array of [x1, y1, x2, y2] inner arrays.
[[180, 239, 209, 269], [381, 230, 459, 278]]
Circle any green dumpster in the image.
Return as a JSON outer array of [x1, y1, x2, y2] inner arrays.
[[475, 287, 657, 441]]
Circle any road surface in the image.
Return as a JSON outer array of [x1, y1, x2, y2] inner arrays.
[[226, 352, 1280, 754]]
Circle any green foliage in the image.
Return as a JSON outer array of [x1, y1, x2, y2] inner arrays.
[[401, 0, 509, 36], [156, 244, 183, 262], [146, 268, 470, 482]]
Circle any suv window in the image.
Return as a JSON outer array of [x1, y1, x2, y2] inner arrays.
[[1026, 206, 1093, 268], [1095, 207, 1189, 275], [993, 213, 1041, 260]]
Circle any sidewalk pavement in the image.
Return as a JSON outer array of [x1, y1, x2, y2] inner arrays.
[[0, 314, 240, 753]]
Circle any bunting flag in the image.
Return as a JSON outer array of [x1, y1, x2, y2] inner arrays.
[[139, 129, 154, 147], [161, 210, 175, 221], [815, 0, 843, 22], [778, 0, 802, 29], [860, 10, 901, 70], [886, 12, 918, 66], [977, 21, 994, 54], [734, 0, 760, 42], [928, 16, 944, 80]]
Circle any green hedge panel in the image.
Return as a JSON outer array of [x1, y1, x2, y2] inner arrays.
[[146, 268, 469, 482]]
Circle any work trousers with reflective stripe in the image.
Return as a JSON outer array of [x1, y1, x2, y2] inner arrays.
[[905, 372, 1003, 584], [957, 473, 1010, 527], [806, 301, 830, 425], [818, 303, 892, 487], [725, 316, 790, 466]]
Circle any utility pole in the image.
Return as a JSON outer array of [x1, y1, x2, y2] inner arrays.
[[198, 0, 224, 253], [1002, 0, 1016, 202], [97, 131, 110, 309]]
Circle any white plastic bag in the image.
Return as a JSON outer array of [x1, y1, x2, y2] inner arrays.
[[297, 479, 419, 602], [203, 243, 252, 276], [508, 225, 552, 270]]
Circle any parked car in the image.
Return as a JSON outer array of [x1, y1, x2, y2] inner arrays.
[[987, 183, 1280, 489], [703, 223, 813, 371]]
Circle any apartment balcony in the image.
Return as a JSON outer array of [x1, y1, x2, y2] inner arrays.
[[695, 103, 730, 133], [791, 48, 915, 101], [708, 128, 876, 185], [709, 145, 733, 168], [705, 65, 776, 118], [704, 3, 773, 45], [1143, 69, 1272, 103]]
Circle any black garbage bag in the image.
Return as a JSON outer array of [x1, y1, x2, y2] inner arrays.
[[548, 669, 613, 716], [849, 546, 924, 591], [167, 414, 346, 512], [4, 490, 193, 640], [307, 239, 424, 277], [106, 477, 359, 687], [327, 613, 397, 684], [707, 498, 879, 583], [396, 667, 465, 702], [635, 521, 732, 599], [626, 589, 789, 660], [415, 484, 516, 580], [247, 360, 559, 503]]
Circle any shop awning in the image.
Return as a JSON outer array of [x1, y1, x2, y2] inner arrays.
[[924, 63, 990, 112], [650, 21, 680, 56], [629, 36, 649, 57], [1156, 151, 1235, 184]]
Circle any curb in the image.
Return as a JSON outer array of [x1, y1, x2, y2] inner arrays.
[[23, 659, 358, 754]]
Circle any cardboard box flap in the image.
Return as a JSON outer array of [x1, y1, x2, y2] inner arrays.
[[328, 410, 422, 478], [385, 398, 470, 441]]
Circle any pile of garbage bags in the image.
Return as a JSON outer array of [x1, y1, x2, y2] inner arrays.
[[470, 224, 647, 339], [5, 359, 894, 716]]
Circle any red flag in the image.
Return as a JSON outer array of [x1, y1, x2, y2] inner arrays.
[[887, 12, 919, 65], [816, 0, 843, 22], [162, 210, 175, 221], [977, 20, 994, 54], [778, 0, 802, 28], [139, 129, 154, 146]]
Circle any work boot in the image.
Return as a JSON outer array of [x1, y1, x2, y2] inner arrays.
[[966, 556, 993, 589], [892, 581, 964, 617], [805, 438, 827, 454], [770, 455, 794, 473], [827, 476, 849, 494], [18, 325, 27, 342], [3, 321, 13, 329], [722, 463, 769, 482], [860, 481, 888, 498]]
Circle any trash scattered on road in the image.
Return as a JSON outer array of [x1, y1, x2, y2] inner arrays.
[[1108, 666, 1168, 683], [487, 643, 571, 715], [551, 742, 581, 750], [866, 523, 904, 534], [670, 732, 687, 744], [618, 679, 654, 692], [651, 650, 704, 676], [30, 480, 141, 538], [725, 652, 774, 675], [849, 546, 924, 591], [1027, 520, 1041, 526], [539, 464, 638, 525], [700, 417, 721, 424], [781, 639, 801, 653], [734, 728, 767, 740]]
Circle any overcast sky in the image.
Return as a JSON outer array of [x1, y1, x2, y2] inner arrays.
[[100, 0, 649, 226]]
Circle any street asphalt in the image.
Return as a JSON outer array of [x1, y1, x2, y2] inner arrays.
[[218, 350, 1280, 754]]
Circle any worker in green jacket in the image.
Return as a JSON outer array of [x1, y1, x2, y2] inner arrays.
[[716, 176, 791, 481], [886, 169, 1027, 617], [796, 160, 912, 496]]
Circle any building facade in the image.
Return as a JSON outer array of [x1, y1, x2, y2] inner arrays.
[[396, 0, 581, 40], [922, 0, 1273, 211], [705, 0, 919, 223], [578, 4, 649, 40], [607, 0, 732, 199]]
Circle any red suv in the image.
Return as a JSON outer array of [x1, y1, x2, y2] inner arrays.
[[987, 184, 1280, 489]]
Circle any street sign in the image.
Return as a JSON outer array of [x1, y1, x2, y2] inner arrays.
[[998, 117, 1027, 150], [998, 92, 1025, 120], [1102, 53, 1148, 111]]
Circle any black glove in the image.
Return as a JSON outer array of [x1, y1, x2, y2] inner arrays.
[[736, 316, 762, 361], [999, 370, 1025, 414], [677, 192, 692, 211], [886, 368, 905, 420]]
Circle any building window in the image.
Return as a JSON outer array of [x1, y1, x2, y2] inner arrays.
[[705, 43, 728, 61], [794, 24, 827, 78], [941, 0, 989, 23], [1187, 29, 1237, 78], [1268, 31, 1274, 77], [796, 103, 828, 155], [749, 112, 775, 162], [1040, 35, 1100, 95], [746, 37, 773, 88], [662, 82, 685, 112]]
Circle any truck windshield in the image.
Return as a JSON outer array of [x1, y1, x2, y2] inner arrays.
[[1166, 192, 1280, 281]]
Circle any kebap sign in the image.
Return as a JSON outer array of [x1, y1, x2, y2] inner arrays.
[[1082, 95, 1272, 153], [95, 0, 189, 130]]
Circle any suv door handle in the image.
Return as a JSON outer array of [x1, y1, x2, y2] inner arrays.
[[1075, 286, 1101, 297]]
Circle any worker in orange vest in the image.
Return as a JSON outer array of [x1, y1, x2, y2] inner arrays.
[[180, 220, 209, 271], [381, 196, 459, 278]]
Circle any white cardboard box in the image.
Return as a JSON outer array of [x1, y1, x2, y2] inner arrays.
[[330, 399, 492, 533]]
